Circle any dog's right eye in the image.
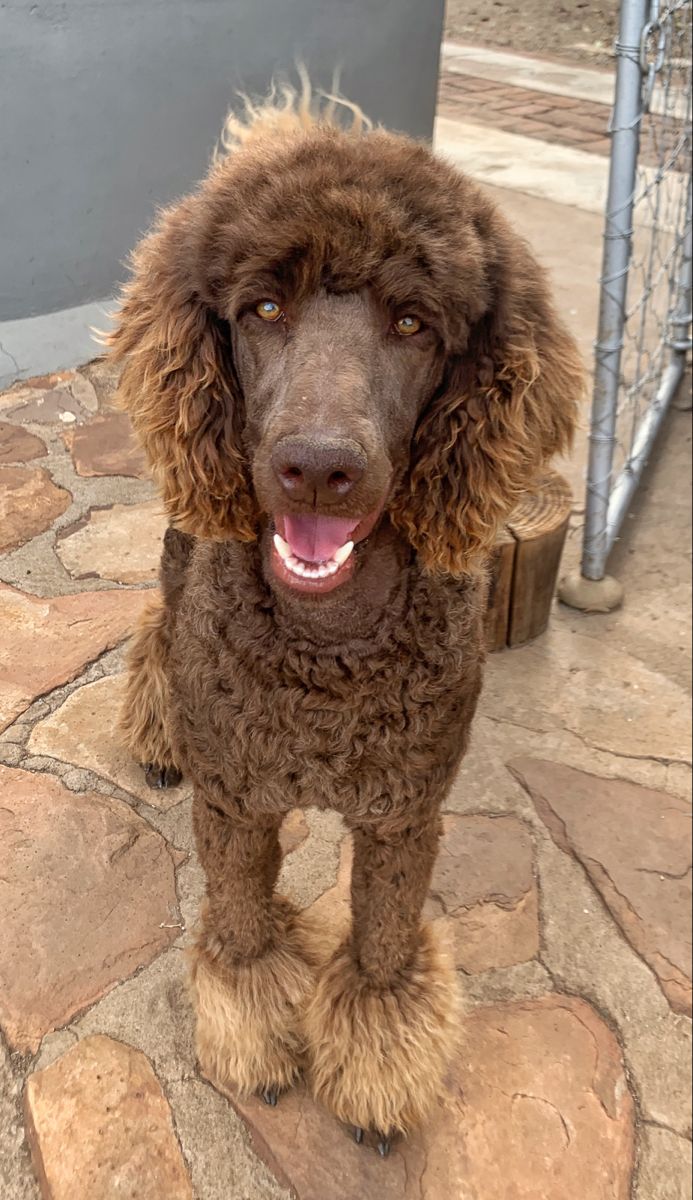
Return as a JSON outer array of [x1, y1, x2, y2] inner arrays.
[[255, 300, 284, 322], [394, 315, 423, 337]]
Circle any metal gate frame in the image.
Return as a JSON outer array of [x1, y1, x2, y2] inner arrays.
[[561, 0, 692, 610]]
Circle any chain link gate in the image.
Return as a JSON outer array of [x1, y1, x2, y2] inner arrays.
[[561, 0, 692, 611]]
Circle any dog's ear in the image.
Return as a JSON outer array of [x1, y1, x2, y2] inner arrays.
[[391, 238, 584, 576], [108, 200, 257, 542]]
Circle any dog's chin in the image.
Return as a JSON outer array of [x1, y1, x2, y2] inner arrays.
[[269, 508, 383, 597]]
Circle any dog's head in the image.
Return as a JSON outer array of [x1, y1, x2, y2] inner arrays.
[[110, 86, 583, 595]]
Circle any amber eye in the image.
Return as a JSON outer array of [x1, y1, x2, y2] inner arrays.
[[394, 315, 422, 337], [255, 300, 284, 322]]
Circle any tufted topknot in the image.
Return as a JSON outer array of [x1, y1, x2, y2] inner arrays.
[[214, 67, 373, 163]]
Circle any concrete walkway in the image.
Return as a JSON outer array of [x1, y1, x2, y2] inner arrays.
[[1, 44, 691, 1200]]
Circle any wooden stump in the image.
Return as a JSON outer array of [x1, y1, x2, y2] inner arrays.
[[485, 470, 572, 651]]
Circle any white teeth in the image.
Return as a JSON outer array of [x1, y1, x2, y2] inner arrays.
[[273, 533, 291, 561], [275, 533, 355, 581], [333, 541, 354, 566]]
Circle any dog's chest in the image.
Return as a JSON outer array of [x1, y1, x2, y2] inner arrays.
[[171, 568, 485, 819], [173, 601, 481, 819]]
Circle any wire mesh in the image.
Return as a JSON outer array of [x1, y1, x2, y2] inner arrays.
[[581, 0, 692, 582]]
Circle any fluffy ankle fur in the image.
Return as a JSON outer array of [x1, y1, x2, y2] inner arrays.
[[190, 899, 320, 1095], [120, 593, 181, 771], [304, 923, 462, 1134]]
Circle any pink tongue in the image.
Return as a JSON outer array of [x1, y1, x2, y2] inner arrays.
[[282, 514, 358, 563]]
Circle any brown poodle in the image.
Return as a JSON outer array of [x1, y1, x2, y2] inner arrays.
[[109, 86, 582, 1151]]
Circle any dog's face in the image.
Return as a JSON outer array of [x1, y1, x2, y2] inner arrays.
[[232, 287, 443, 594], [111, 107, 581, 579]]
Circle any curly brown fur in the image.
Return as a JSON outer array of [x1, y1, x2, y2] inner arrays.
[[111, 83, 582, 1134], [391, 316, 583, 573], [304, 924, 461, 1134]]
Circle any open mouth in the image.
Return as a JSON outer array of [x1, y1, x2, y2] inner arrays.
[[271, 511, 379, 594]]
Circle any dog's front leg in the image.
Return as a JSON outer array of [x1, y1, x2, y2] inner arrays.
[[189, 792, 320, 1102], [304, 814, 461, 1148]]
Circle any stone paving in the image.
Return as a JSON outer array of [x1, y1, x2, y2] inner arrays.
[[1, 54, 692, 1200]]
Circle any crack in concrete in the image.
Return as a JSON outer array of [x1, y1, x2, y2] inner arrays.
[[402, 1137, 427, 1200], [642, 1118, 693, 1141], [583, 854, 691, 997], [108, 828, 141, 865], [557, 1000, 618, 1121], [635, 864, 692, 882], [0, 338, 20, 377], [486, 711, 692, 769]]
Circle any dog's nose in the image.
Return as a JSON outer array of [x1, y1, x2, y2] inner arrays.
[[271, 435, 366, 503]]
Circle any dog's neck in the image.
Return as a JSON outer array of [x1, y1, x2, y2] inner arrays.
[[256, 516, 413, 649]]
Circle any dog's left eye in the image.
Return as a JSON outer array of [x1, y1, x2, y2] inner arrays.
[[394, 315, 422, 337], [256, 300, 284, 322]]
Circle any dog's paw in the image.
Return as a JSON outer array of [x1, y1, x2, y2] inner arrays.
[[351, 1126, 396, 1157], [190, 900, 321, 1098], [304, 924, 461, 1134], [143, 762, 183, 789]]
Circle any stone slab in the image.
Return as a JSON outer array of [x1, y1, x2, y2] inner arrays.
[[0, 583, 147, 732], [27, 673, 187, 810], [426, 814, 539, 972], [0, 466, 70, 553], [230, 995, 634, 1200], [511, 758, 692, 1015], [65, 372, 99, 414], [0, 421, 46, 464], [24, 1035, 192, 1200], [0, 372, 74, 411], [56, 501, 166, 584], [62, 410, 148, 478], [482, 626, 692, 764], [635, 1126, 693, 1200], [4, 386, 86, 425], [0, 765, 183, 1052]]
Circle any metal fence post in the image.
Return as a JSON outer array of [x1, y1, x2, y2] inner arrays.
[[560, 0, 692, 613]]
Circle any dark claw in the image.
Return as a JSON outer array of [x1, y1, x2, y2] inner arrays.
[[261, 1087, 279, 1107], [143, 763, 182, 790], [351, 1125, 392, 1156]]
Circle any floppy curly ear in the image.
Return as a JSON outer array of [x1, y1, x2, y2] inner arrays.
[[108, 201, 257, 542], [391, 244, 584, 576]]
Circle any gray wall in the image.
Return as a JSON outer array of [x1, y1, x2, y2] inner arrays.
[[0, 0, 444, 325]]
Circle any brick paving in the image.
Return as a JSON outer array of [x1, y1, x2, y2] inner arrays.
[[438, 66, 690, 173], [438, 69, 613, 156], [436, 65, 690, 176]]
